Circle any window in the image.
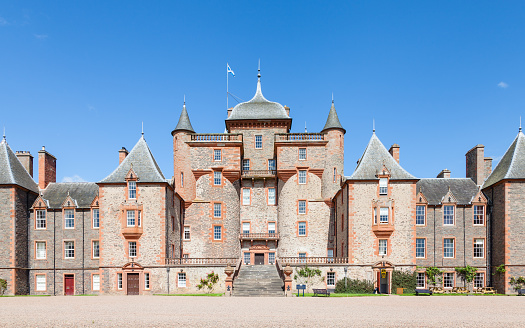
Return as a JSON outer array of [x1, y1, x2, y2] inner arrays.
[[242, 222, 250, 234], [373, 208, 377, 225], [64, 209, 75, 229], [213, 203, 222, 218], [127, 211, 135, 227], [138, 211, 141, 227], [298, 252, 306, 258], [36, 242, 46, 259], [213, 171, 221, 185], [444, 238, 454, 258], [184, 226, 190, 240], [379, 239, 387, 256], [333, 168, 337, 183], [298, 170, 307, 184], [145, 273, 150, 290], [36, 210, 46, 229], [379, 208, 389, 224], [92, 209, 99, 228], [180, 172, 184, 187], [36, 275, 46, 291], [117, 273, 123, 289], [416, 206, 425, 225], [444, 205, 454, 225], [64, 241, 74, 258], [92, 241, 100, 258], [298, 200, 306, 214], [268, 188, 276, 205], [416, 272, 425, 288], [268, 159, 276, 171], [379, 178, 388, 195], [183, 253, 189, 259], [93, 274, 100, 291], [128, 181, 136, 199], [255, 135, 262, 149], [244, 252, 251, 265], [214, 149, 221, 161], [416, 239, 425, 258], [242, 189, 250, 205], [474, 272, 484, 288], [129, 241, 137, 257], [327, 272, 335, 286], [474, 239, 484, 258], [268, 222, 276, 234], [327, 249, 334, 258], [299, 148, 307, 160], [178, 272, 186, 287], [269, 252, 275, 264], [474, 205, 484, 225], [242, 159, 250, 171], [443, 272, 454, 288], [298, 222, 306, 236], [214, 226, 222, 240]]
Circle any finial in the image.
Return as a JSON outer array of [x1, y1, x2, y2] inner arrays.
[[258, 59, 261, 79], [520, 116, 522, 132], [141, 121, 144, 136], [2, 127, 5, 140], [332, 92, 334, 103], [184, 94, 186, 105], [305, 121, 307, 133], [373, 119, 375, 133]]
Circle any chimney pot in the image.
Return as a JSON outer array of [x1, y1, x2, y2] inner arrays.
[[437, 169, 451, 179], [119, 147, 129, 165]]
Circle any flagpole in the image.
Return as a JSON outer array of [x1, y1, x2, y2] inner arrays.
[[226, 63, 229, 110]]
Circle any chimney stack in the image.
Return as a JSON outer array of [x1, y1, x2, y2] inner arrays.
[[389, 144, 400, 164], [466, 145, 488, 185], [38, 146, 56, 189], [227, 107, 233, 118], [119, 147, 129, 165], [437, 169, 451, 179], [16, 151, 33, 177], [484, 157, 493, 179], [284, 105, 290, 117]]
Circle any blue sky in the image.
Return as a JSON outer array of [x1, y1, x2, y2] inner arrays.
[[1, 1, 524, 183]]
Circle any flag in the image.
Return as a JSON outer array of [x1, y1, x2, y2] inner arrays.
[[227, 63, 235, 77]]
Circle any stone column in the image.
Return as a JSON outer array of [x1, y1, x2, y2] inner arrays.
[[224, 264, 234, 297]]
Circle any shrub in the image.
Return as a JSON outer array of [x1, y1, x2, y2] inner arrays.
[[0, 279, 6, 295], [391, 270, 417, 294], [197, 271, 219, 293], [335, 278, 374, 294], [510, 276, 525, 291]]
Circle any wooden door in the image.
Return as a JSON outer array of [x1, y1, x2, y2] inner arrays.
[[127, 273, 140, 295], [380, 271, 389, 294], [64, 275, 74, 295], [254, 253, 264, 265]]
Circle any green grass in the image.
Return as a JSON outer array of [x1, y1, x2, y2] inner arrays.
[[0, 294, 51, 297], [399, 293, 507, 296], [299, 293, 384, 297], [154, 293, 224, 297]]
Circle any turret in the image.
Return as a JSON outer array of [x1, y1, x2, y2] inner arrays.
[[321, 100, 346, 199], [172, 101, 196, 202]]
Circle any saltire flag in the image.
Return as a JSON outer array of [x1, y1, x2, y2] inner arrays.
[[227, 63, 235, 77]]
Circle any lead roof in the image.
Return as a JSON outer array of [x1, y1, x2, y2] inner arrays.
[[417, 178, 479, 205], [321, 101, 345, 133], [0, 138, 39, 193], [483, 131, 525, 188], [172, 103, 195, 134], [41, 182, 98, 209]]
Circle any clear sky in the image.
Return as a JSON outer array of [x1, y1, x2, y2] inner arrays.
[[1, 1, 524, 183]]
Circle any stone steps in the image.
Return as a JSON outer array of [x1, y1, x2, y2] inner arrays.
[[233, 265, 284, 297]]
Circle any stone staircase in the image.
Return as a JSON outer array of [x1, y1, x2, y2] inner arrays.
[[233, 265, 284, 297]]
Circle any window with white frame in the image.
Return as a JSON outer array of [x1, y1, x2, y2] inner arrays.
[[183, 226, 190, 240], [213, 171, 221, 185], [444, 238, 454, 258], [64, 241, 75, 258], [117, 273, 123, 289], [92, 241, 100, 258], [180, 172, 184, 187], [242, 222, 250, 234], [255, 135, 262, 149], [443, 272, 454, 288], [92, 208, 99, 228], [379, 178, 388, 195], [244, 252, 251, 264], [36, 210, 46, 229], [474, 205, 484, 225], [242, 188, 250, 205], [474, 272, 484, 288], [128, 181, 136, 199], [93, 274, 100, 291], [127, 210, 135, 227], [183, 254, 189, 259], [36, 241, 46, 259], [299, 148, 306, 160], [298, 252, 306, 258], [242, 159, 250, 171], [474, 238, 484, 258], [145, 273, 150, 289], [298, 170, 307, 184], [268, 159, 276, 171], [379, 207, 389, 224], [416, 272, 425, 288], [379, 239, 387, 256], [214, 149, 221, 161], [64, 209, 75, 229], [327, 249, 334, 258], [416, 238, 425, 258], [333, 168, 337, 183], [36, 275, 46, 291], [373, 207, 377, 224], [298, 200, 306, 214], [268, 188, 276, 205], [298, 222, 306, 236], [327, 272, 335, 286], [213, 226, 222, 240], [128, 241, 137, 257], [213, 203, 222, 218], [178, 272, 186, 287], [444, 205, 454, 225], [268, 252, 275, 264], [416, 206, 425, 225], [138, 211, 141, 227], [268, 222, 276, 234]]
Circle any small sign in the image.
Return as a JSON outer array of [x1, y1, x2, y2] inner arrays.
[[381, 269, 387, 279]]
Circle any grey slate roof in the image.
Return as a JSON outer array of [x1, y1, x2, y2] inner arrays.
[[483, 131, 525, 188], [171, 104, 195, 134], [417, 178, 479, 205], [41, 182, 98, 209], [226, 78, 290, 121], [321, 101, 345, 133], [347, 133, 416, 180], [0, 138, 39, 193], [99, 136, 166, 183]]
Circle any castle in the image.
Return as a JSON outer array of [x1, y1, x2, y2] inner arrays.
[[1, 70, 523, 295]]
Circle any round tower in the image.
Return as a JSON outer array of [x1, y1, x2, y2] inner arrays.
[[321, 100, 346, 200]]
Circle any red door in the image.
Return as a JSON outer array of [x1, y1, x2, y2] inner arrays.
[[64, 275, 74, 295], [127, 273, 140, 295]]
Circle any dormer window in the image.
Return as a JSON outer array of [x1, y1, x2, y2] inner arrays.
[[444, 205, 455, 225], [128, 181, 136, 199], [379, 178, 388, 195], [64, 209, 75, 229]]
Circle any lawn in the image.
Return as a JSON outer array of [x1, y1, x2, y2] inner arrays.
[[298, 293, 384, 297]]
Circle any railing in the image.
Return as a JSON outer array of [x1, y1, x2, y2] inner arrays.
[[275, 133, 326, 141], [241, 170, 276, 178], [165, 258, 239, 266], [278, 257, 350, 265], [239, 232, 279, 240], [190, 133, 243, 142]]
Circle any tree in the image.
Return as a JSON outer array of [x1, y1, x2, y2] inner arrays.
[[0, 279, 6, 296], [455, 265, 478, 291]]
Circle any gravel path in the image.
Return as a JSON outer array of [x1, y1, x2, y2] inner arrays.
[[1, 295, 525, 327]]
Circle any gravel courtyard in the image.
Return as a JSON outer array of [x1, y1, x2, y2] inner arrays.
[[2, 295, 525, 327]]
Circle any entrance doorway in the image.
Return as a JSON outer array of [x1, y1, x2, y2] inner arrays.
[[64, 275, 74, 295], [127, 273, 140, 295], [254, 253, 264, 265], [379, 271, 389, 294]]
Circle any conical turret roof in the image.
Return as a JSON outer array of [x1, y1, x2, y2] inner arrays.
[[321, 101, 345, 133], [171, 103, 195, 135], [483, 131, 525, 188], [0, 137, 39, 193]]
